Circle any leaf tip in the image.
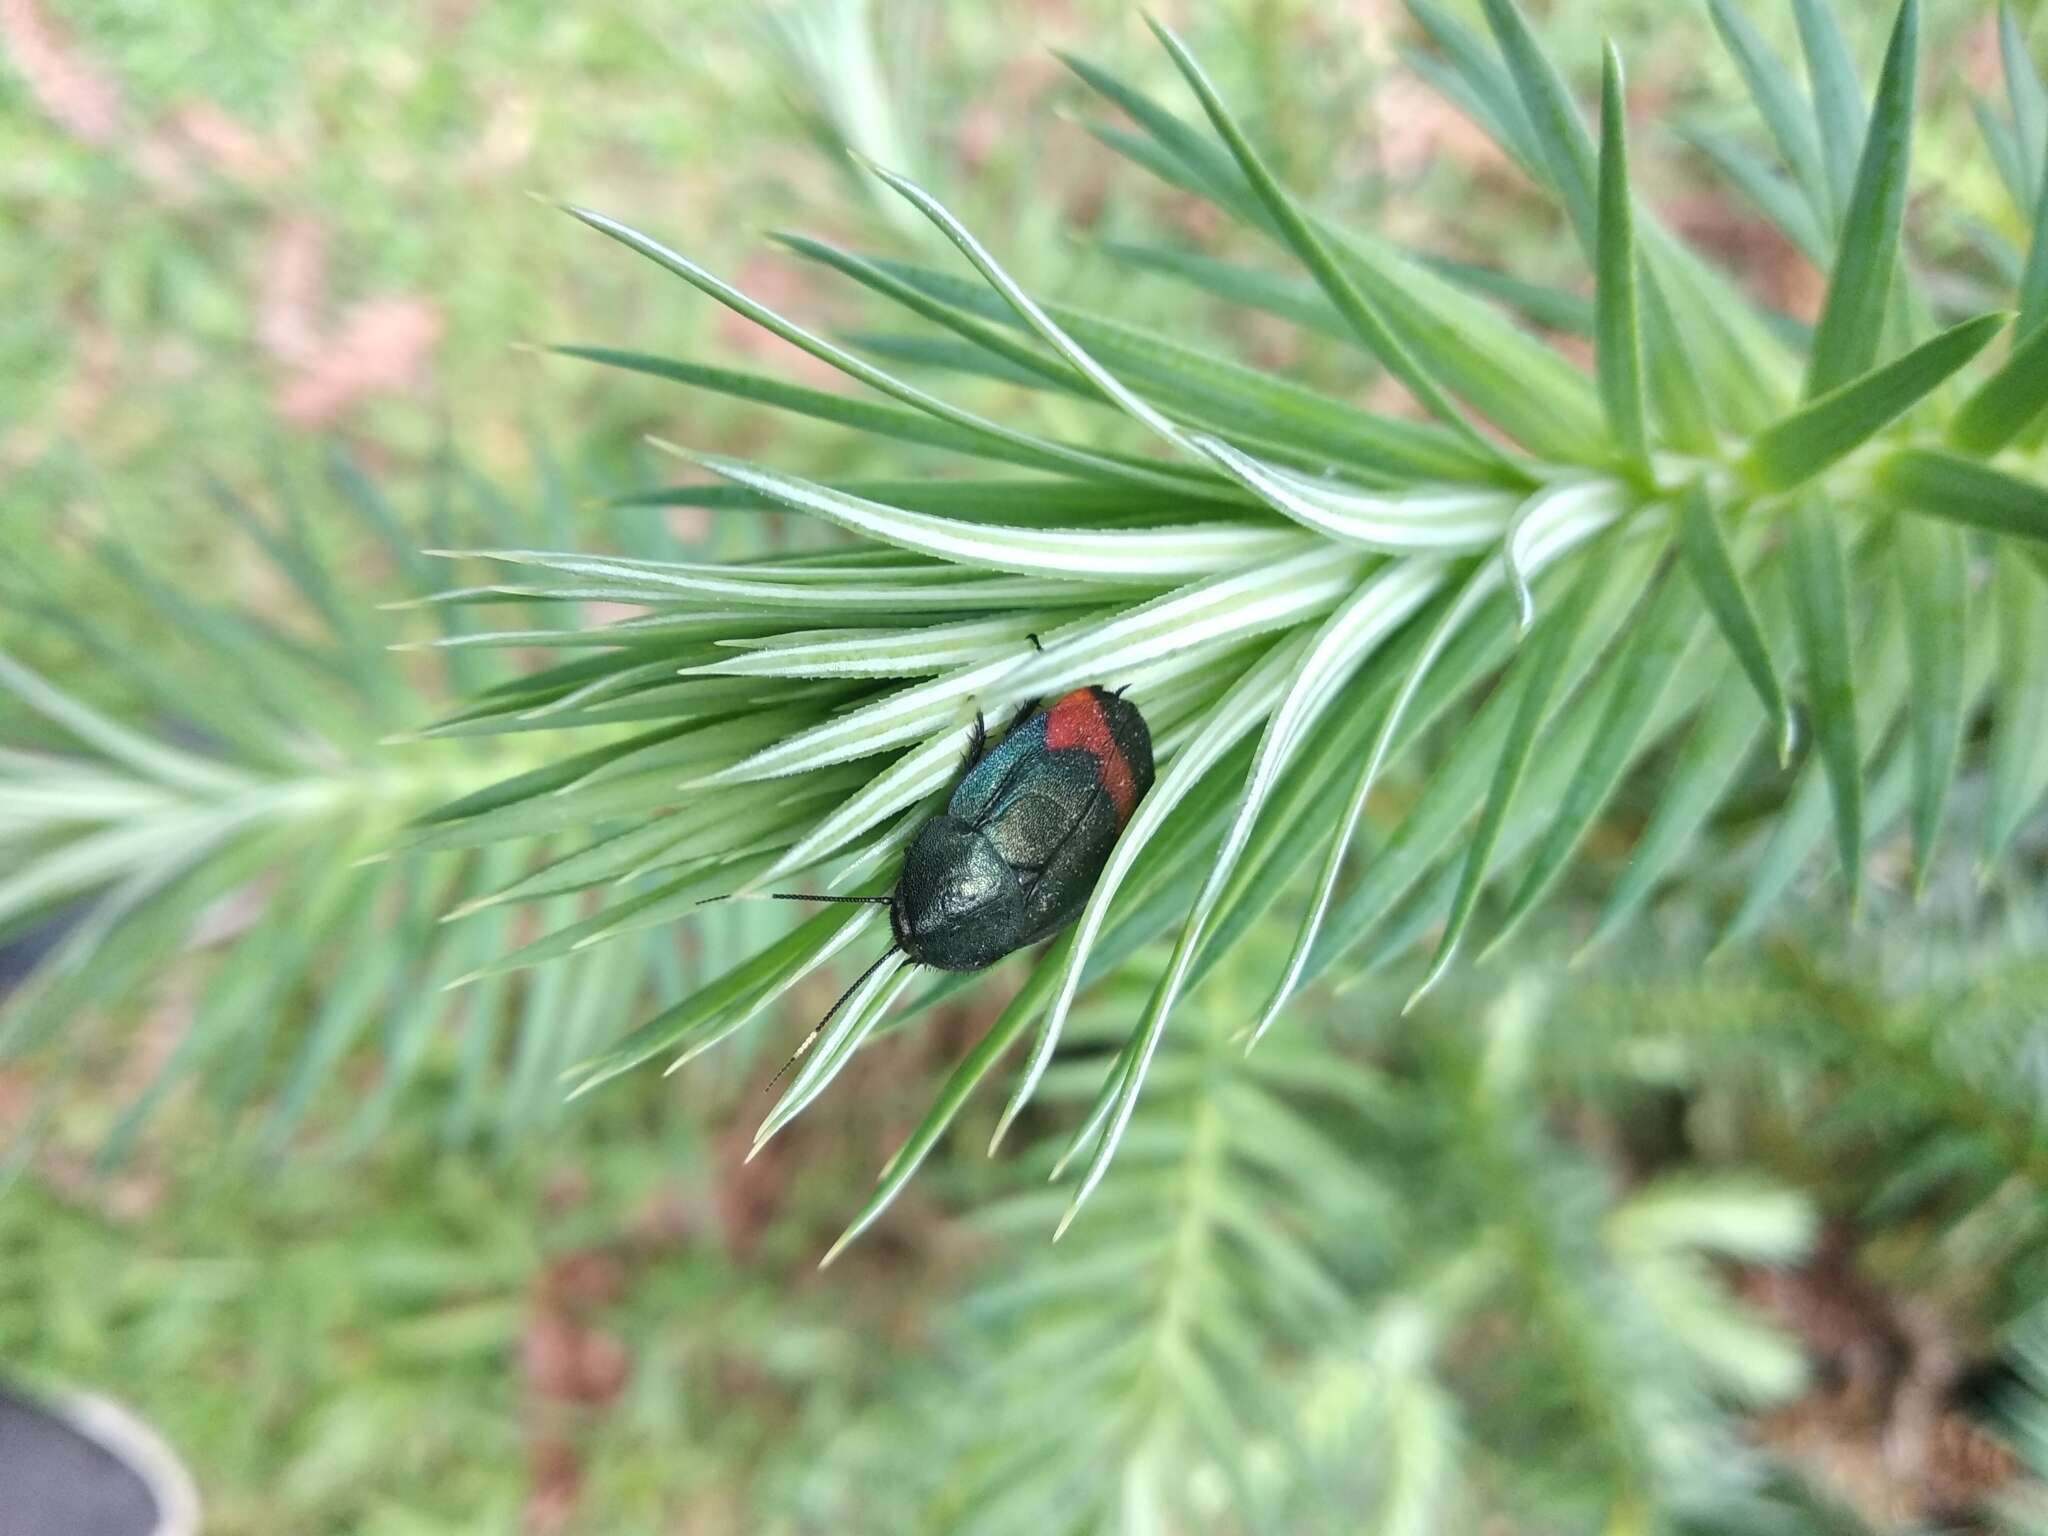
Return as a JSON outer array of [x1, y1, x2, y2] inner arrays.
[[817, 1231, 855, 1270]]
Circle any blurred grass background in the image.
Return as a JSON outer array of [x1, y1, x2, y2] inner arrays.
[[2, 0, 2041, 1531]]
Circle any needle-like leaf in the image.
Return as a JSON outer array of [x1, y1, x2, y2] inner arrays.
[[1674, 487, 1795, 763], [1784, 500, 1862, 904], [1747, 312, 2008, 489], [1897, 517, 1968, 890], [1595, 44, 1648, 471], [1804, 0, 1919, 398]]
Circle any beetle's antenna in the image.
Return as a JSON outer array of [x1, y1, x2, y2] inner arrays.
[[765, 945, 901, 1092], [696, 892, 892, 906]]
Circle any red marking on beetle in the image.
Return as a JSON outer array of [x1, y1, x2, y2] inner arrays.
[[1045, 687, 1136, 822]]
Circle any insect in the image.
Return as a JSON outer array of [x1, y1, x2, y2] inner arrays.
[[757, 685, 1154, 1086]]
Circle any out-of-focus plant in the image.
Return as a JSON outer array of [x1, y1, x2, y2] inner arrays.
[[0, 449, 778, 1161]]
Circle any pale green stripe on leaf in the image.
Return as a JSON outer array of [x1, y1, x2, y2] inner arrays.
[[658, 444, 1307, 580]]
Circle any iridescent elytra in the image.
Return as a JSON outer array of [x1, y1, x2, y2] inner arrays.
[[758, 684, 1155, 1084]]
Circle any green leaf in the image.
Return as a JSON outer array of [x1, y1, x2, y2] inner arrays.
[[547, 344, 1081, 473], [617, 476, 1195, 526], [1416, 254, 1596, 336], [1585, 663, 1770, 949], [1804, 0, 1919, 398], [1479, 0, 1598, 253], [1676, 122, 1830, 265], [657, 444, 1307, 581], [561, 202, 1230, 499], [750, 954, 914, 1154], [2003, 2, 2047, 199], [1294, 524, 1662, 999], [1949, 316, 2048, 454], [565, 903, 877, 1095], [1674, 488, 1795, 762], [1143, 17, 1501, 460], [1897, 517, 1968, 888], [796, 241, 1501, 485], [1718, 594, 1917, 948], [1978, 92, 2032, 211], [1406, 0, 1545, 175], [2022, 150, 2048, 338], [1053, 49, 1257, 216], [1047, 638, 1312, 1229], [1488, 572, 1705, 952], [821, 941, 1067, 1266], [1784, 500, 1862, 903], [1595, 44, 1649, 469], [1707, 0, 1832, 226], [1410, 549, 1603, 1005], [1983, 546, 2048, 869], [1746, 312, 2008, 489], [1879, 448, 2048, 545], [1793, 0, 1869, 225]]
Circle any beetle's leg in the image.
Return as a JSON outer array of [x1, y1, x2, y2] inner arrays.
[[999, 696, 1042, 738], [960, 709, 990, 774], [1026, 632, 1043, 652]]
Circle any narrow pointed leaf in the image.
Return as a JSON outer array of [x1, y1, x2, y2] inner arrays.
[[1707, 0, 1832, 224], [1479, 0, 1598, 252], [1948, 316, 2048, 454], [1879, 448, 2048, 545], [1586, 664, 1770, 949], [661, 444, 1305, 580], [1407, 0, 1545, 174], [2003, 3, 2047, 198], [1490, 571, 1704, 949], [1804, 0, 1919, 398], [1675, 487, 1794, 760], [561, 203, 1230, 498], [2023, 150, 2048, 338], [1785, 500, 1862, 901], [564, 904, 875, 1094], [1748, 312, 2008, 489], [1794, 0, 1869, 224], [1897, 517, 1968, 887], [1144, 18, 1502, 458], [1412, 550, 1602, 1003], [1595, 45, 1648, 467], [1983, 547, 2048, 868], [1720, 603, 1917, 947]]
